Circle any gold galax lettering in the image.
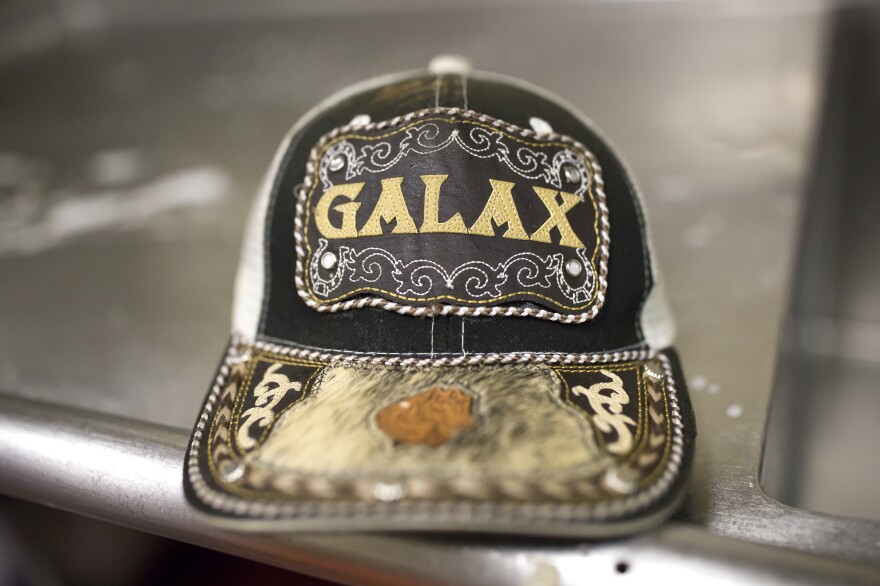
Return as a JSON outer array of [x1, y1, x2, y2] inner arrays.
[[468, 179, 529, 240], [530, 187, 584, 248], [315, 182, 364, 239], [359, 177, 419, 236], [419, 174, 469, 234]]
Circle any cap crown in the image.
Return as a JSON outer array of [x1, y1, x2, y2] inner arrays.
[[187, 70, 694, 537], [250, 74, 655, 356]]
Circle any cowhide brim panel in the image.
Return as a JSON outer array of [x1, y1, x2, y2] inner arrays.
[[186, 340, 687, 532]]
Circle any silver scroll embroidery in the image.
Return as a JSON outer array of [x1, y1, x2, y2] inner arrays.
[[318, 122, 592, 198], [310, 238, 595, 304]]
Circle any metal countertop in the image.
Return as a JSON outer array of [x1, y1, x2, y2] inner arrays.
[[1, 1, 879, 583]]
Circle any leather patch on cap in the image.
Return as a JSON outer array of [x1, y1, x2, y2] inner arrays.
[[295, 107, 609, 322], [376, 385, 476, 448]]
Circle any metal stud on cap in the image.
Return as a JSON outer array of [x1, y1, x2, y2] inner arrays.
[[328, 155, 345, 172], [602, 466, 640, 495], [227, 345, 252, 364], [320, 251, 338, 270], [372, 482, 404, 502], [220, 460, 246, 484], [565, 258, 583, 278], [562, 163, 581, 184]]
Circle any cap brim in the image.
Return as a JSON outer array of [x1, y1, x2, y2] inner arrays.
[[184, 339, 694, 537]]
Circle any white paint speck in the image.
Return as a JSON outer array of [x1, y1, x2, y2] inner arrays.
[[0, 165, 232, 256], [90, 149, 146, 186], [758, 266, 783, 289], [726, 403, 743, 418], [107, 307, 130, 329], [1, 362, 18, 384], [46, 167, 228, 239], [150, 218, 183, 242], [655, 175, 694, 203], [0, 152, 25, 187], [107, 60, 149, 98], [684, 212, 723, 248], [201, 74, 241, 112], [690, 375, 708, 391], [708, 383, 721, 395]]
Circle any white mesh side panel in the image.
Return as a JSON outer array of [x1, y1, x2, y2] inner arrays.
[[639, 266, 676, 349], [477, 71, 678, 349], [231, 149, 285, 338]]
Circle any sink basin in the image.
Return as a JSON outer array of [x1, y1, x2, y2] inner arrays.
[[762, 4, 880, 522]]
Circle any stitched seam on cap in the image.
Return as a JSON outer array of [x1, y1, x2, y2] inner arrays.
[[254, 333, 651, 358]]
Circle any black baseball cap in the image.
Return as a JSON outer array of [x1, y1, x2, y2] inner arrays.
[[184, 59, 696, 537]]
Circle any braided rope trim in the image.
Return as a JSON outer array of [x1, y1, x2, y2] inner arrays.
[[293, 106, 610, 324], [248, 337, 654, 367], [186, 339, 686, 526]]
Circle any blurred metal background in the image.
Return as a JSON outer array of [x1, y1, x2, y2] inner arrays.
[[0, 0, 878, 583]]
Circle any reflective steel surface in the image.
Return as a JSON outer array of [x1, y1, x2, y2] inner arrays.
[[762, 4, 880, 524], [1, 0, 879, 582], [2, 394, 878, 585]]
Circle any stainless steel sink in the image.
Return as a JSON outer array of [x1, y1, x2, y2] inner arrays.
[[762, 4, 880, 523], [1, 1, 879, 583]]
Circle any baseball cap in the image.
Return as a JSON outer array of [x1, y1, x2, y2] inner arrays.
[[184, 59, 696, 537]]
